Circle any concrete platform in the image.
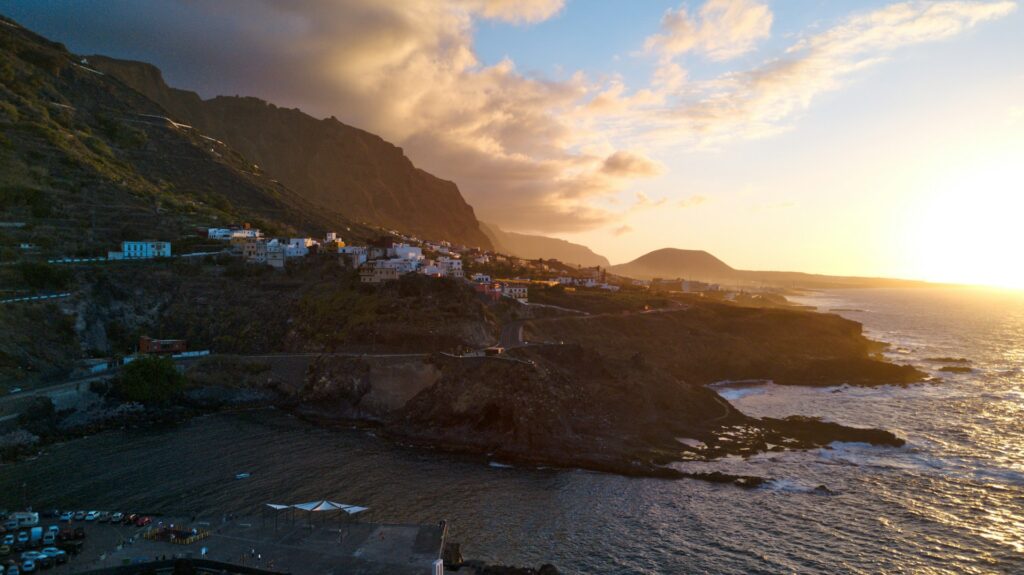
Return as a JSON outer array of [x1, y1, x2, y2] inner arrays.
[[14, 516, 445, 575]]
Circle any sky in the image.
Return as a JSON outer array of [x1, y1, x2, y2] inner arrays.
[[6, 1, 1023, 287]]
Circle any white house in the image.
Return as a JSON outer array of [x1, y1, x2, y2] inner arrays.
[[502, 283, 528, 303], [325, 232, 338, 243], [554, 276, 574, 285], [207, 228, 232, 240], [438, 257, 463, 278], [600, 283, 621, 292], [390, 243, 424, 261], [471, 273, 492, 283], [230, 228, 261, 239], [266, 240, 286, 269], [285, 237, 317, 258], [109, 240, 172, 260]]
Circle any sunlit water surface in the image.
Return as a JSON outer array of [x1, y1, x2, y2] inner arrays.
[[1, 288, 1022, 573]]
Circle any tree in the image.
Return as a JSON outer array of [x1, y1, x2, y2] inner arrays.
[[116, 356, 186, 403]]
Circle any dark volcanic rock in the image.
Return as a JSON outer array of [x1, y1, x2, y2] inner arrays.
[[761, 415, 905, 448]]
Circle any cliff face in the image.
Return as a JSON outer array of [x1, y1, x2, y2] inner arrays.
[[89, 56, 493, 249], [526, 302, 926, 387], [480, 222, 610, 267]]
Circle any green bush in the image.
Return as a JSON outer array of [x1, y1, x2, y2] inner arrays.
[[116, 356, 186, 403]]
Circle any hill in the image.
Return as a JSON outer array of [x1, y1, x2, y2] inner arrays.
[[87, 55, 492, 249], [611, 248, 936, 289], [480, 222, 610, 268], [609, 248, 734, 281], [0, 15, 360, 259]]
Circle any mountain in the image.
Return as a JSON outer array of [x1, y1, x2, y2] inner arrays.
[[610, 248, 935, 289], [87, 56, 492, 249], [610, 249, 734, 281], [479, 222, 610, 268], [0, 16, 356, 255]]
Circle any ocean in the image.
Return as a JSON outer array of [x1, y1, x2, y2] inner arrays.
[[2, 287, 1022, 574]]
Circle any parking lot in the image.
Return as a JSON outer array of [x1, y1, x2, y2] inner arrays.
[[2, 511, 161, 574]]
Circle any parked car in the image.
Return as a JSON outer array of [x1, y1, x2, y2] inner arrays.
[[39, 549, 65, 565], [56, 514, 71, 524], [109, 513, 123, 523], [6, 564, 18, 575], [122, 514, 137, 526], [134, 516, 151, 527], [30, 555, 48, 570], [84, 512, 98, 522], [0, 545, 9, 557], [71, 512, 84, 522], [96, 512, 110, 523], [18, 559, 32, 573], [14, 534, 28, 549], [1, 535, 12, 546]]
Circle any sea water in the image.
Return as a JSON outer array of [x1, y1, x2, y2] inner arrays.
[[1, 287, 1021, 573]]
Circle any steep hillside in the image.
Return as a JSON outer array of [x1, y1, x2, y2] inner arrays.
[[610, 248, 734, 281], [0, 16, 352, 258], [88, 56, 492, 249], [480, 222, 609, 267]]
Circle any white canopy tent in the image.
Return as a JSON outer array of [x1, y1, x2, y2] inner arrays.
[[263, 500, 368, 529]]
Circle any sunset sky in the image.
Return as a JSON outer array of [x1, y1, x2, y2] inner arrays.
[[10, 1, 1023, 287]]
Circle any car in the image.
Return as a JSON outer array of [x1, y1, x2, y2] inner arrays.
[[7, 565, 19, 575], [0, 545, 9, 557], [122, 514, 137, 526], [8, 388, 22, 394], [134, 516, 151, 527], [18, 559, 32, 573], [1, 536, 12, 546], [109, 513, 123, 523], [56, 514, 70, 524], [84, 512, 98, 522], [71, 512, 84, 522], [15, 534, 27, 548], [30, 555, 48, 570], [96, 512, 110, 523], [18, 553, 40, 563], [39, 549, 64, 565]]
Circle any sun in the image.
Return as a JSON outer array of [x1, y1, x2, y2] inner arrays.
[[903, 158, 1024, 290]]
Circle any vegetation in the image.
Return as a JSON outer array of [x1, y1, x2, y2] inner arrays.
[[115, 355, 186, 403]]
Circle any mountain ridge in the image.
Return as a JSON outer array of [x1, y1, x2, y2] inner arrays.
[[479, 222, 610, 268], [87, 55, 492, 249]]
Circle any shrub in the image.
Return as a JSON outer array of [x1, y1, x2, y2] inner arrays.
[[116, 356, 186, 403]]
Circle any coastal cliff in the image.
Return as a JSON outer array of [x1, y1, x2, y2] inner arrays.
[[525, 302, 925, 387]]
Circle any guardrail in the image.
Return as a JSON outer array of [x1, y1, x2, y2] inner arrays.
[[0, 292, 71, 304]]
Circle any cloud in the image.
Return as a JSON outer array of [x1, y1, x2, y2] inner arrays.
[[657, 1, 1018, 143], [612, 225, 634, 236], [678, 195, 708, 207], [645, 0, 773, 61], [600, 151, 662, 178]]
